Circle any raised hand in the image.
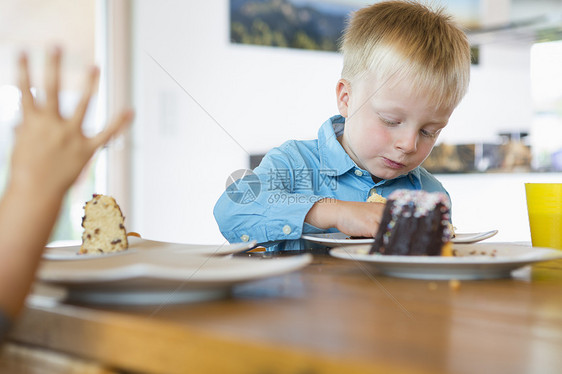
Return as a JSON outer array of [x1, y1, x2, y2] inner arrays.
[[0, 48, 133, 319], [10, 47, 133, 196]]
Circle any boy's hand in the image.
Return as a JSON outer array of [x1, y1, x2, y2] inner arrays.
[[333, 201, 386, 238], [10, 48, 133, 196], [305, 199, 385, 238]]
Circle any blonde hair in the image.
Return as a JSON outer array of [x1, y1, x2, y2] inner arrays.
[[340, 1, 471, 109]]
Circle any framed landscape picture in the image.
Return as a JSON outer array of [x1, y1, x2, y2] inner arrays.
[[230, 0, 481, 52]]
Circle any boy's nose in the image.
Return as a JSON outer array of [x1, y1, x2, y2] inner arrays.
[[394, 130, 418, 154]]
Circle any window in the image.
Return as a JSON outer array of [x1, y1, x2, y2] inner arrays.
[[530, 40, 562, 171], [0, 0, 100, 243]]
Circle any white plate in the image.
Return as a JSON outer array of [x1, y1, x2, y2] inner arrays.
[[302, 230, 498, 247], [330, 243, 562, 280], [301, 232, 373, 246], [451, 230, 499, 243], [43, 237, 257, 261], [38, 251, 312, 305]]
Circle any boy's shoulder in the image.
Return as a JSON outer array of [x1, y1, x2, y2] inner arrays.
[[258, 116, 344, 170], [416, 166, 438, 179], [253, 138, 324, 173], [415, 166, 447, 193], [266, 138, 320, 162]]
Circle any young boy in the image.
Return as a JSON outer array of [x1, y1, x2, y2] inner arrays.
[[214, 0, 471, 251]]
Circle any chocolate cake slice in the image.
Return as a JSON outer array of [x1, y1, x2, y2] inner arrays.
[[369, 190, 451, 256]]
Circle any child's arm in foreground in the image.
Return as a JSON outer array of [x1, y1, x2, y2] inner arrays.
[[0, 49, 133, 319], [305, 198, 385, 238]]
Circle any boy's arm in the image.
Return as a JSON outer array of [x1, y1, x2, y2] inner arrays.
[[214, 148, 387, 244], [0, 49, 132, 319], [214, 151, 327, 245], [305, 198, 385, 238]]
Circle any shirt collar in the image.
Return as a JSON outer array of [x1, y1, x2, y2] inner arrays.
[[317, 115, 423, 185], [317, 115, 356, 176], [409, 166, 422, 182]]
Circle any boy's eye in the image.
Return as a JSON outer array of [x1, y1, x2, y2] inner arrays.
[[420, 129, 439, 138], [380, 116, 400, 126]]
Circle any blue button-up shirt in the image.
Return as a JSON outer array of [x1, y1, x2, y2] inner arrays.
[[214, 115, 449, 251]]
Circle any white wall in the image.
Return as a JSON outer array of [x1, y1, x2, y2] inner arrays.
[[130, 0, 541, 244], [443, 43, 533, 144], [131, 0, 342, 243], [438, 172, 561, 244]]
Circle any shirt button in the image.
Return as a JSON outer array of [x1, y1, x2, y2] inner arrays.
[[240, 234, 250, 242], [355, 169, 363, 177], [282, 225, 292, 235]]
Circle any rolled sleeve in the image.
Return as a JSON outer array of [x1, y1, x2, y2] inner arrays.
[[214, 188, 322, 244], [213, 149, 324, 246]]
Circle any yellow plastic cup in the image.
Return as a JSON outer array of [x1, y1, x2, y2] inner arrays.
[[525, 183, 562, 250]]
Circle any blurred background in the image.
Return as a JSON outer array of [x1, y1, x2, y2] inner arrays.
[[0, 0, 561, 244]]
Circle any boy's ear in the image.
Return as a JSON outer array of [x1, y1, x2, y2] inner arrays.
[[336, 79, 351, 118]]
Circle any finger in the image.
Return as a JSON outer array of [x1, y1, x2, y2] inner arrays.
[[72, 66, 99, 124], [91, 109, 134, 148], [371, 220, 380, 237], [17, 52, 34, 110], [45, 47, 61, 114]]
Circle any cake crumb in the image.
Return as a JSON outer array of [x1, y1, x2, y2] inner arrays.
[[441, 242, 453, 256], [367, 193, 387, 203], [449, 279, 461, 291]]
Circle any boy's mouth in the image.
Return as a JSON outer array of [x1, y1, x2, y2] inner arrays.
[[382, 157, 405, 169]]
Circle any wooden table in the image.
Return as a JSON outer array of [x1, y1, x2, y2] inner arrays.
[[4, 251, 562, 374]]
